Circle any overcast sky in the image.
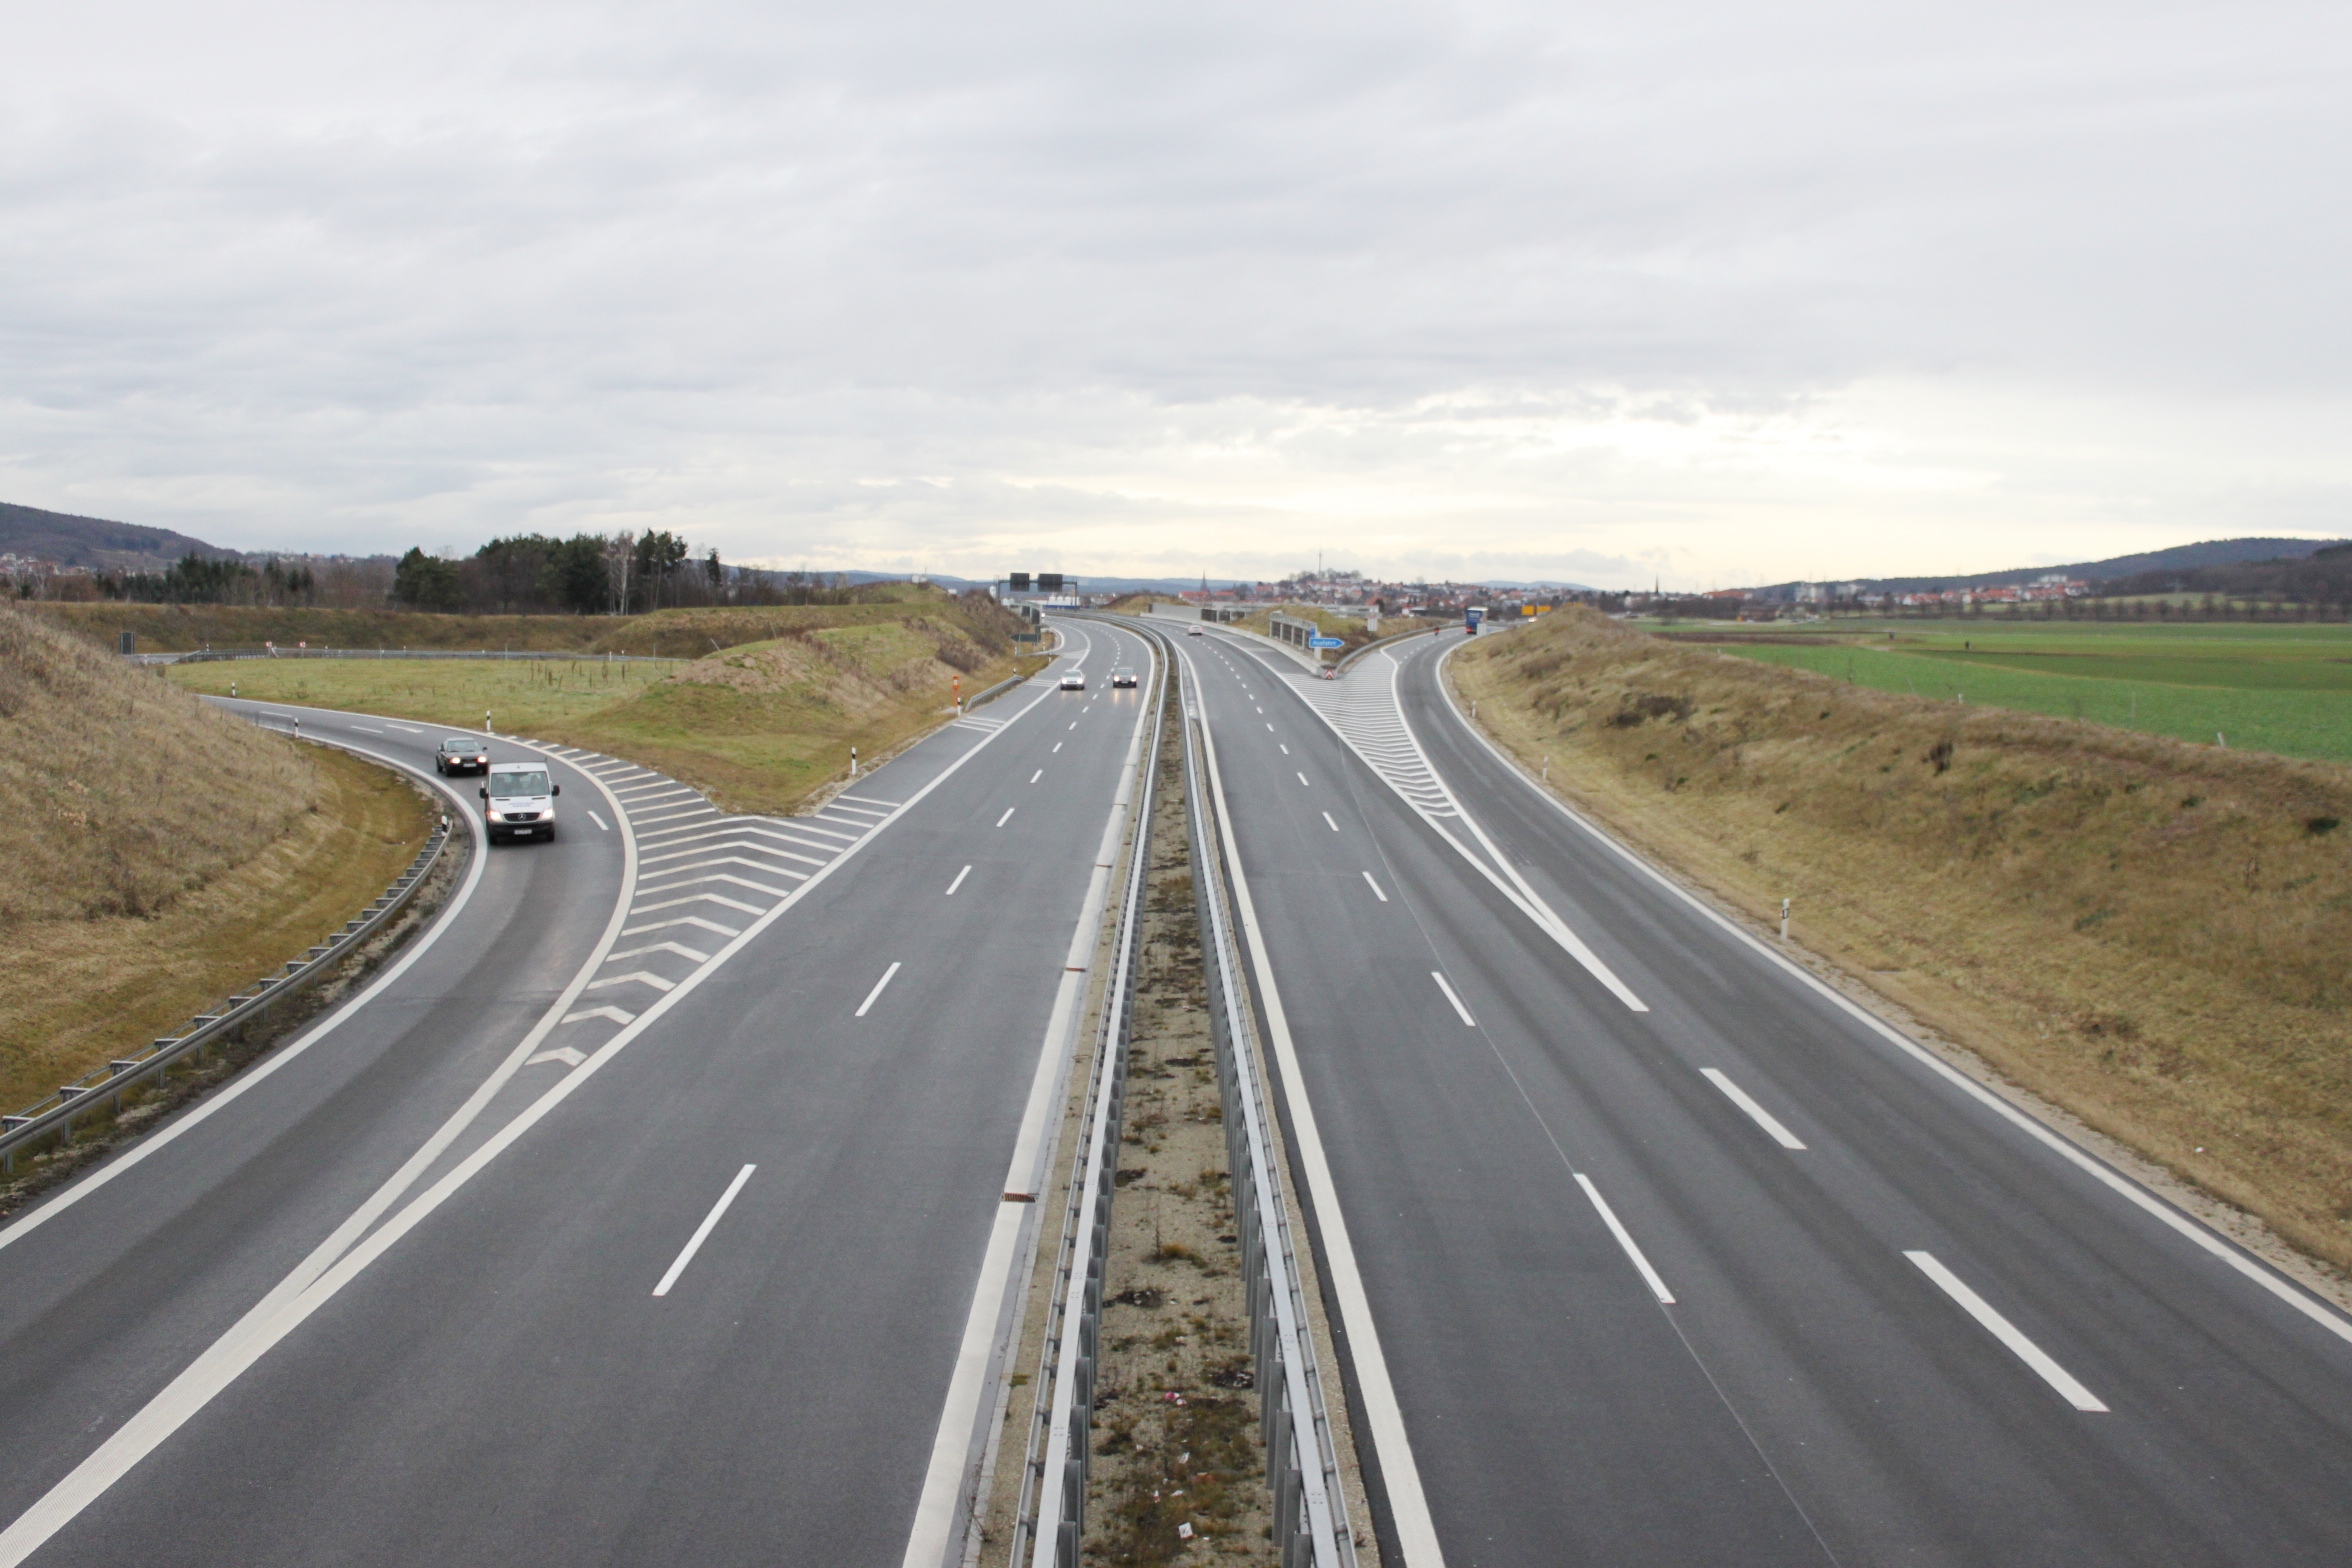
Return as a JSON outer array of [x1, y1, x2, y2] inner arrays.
[[3, 0, 2347, 587]]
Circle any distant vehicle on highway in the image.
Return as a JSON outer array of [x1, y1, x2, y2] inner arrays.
[[436, 736, 488, 775], [1111, 667, 1138, 688], [1059, 671, 1086, 690], [479, 762, 559, 844], [1187, 627, 1204, 636]]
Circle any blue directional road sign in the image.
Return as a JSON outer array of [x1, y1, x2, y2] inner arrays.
[[1308, 635, 1345, 649]]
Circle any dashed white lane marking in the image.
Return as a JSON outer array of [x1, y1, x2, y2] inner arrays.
[[1322, 811, 1340, 832], [1701, 1069, 1808, 1150], [1266, 723, 1274, 731], [587, 810, 611, 831], [351, 725, 384, 734], [945, 865, 972, 896], [607, 941, 710, 964], [1280, 744, 1290, 755], [1030, 769, 1043, 784], [1296, 772, 1310, 787], [385, 723, 423, 733], [622, 915, 741, 939], [1363, 872, 1389, 902], [1053, 742, 1063, 753], [526, 1046, 586, 1069], [1432, 970, 1477, 1026], [855, 961, 903, 1018], [652, 1165, 757, 1298], [1068, 721, 1078, 730], [1576, 1174, 1675, 1305], [562, 1005, 636, 1026], [996, 807, 1016, 827], [1906, 1251, 2107, 1411]]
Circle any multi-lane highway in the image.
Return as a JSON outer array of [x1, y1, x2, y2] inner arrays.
[[11, 606, 2351, 1568], [0, 618, 1158, 1567], [1168, 618, 2352, 1567]]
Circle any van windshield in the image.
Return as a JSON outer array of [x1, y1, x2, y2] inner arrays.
[[488, 770, 551, 797]]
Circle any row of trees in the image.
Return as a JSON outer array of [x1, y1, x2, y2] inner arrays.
[[390, 532, 866, 615], [92, 555, 326, 606]]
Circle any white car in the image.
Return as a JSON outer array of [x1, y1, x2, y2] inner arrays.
[[1111, 667, 1138, 688], [1059, 671, 1086, 691], [480, 761, 560, 844], [1186, 627, 1204, 637]]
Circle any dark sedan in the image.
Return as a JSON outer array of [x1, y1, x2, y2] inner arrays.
[[436, 736, 489, 775]]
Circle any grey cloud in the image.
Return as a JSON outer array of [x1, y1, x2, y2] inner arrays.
[[1, 0, 2346, 583]]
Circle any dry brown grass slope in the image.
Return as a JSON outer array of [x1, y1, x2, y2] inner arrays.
[[1452, 608, 2352, 1272], [0, 606, 430, 1113]]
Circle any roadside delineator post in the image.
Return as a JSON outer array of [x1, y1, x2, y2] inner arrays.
[[1780, 898, 1791, 941], [851, 746, 859, 777]]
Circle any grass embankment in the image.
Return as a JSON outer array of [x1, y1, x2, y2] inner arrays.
[[1454, 609, 2352, 1271], [1667, 621, 2352, 763], [0, 607, 431, 1117], [169, 597, 1044, 815], [28, 587, 942, 657]]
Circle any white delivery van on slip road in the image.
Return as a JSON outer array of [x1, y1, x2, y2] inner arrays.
[[479, 761, 560, 844]]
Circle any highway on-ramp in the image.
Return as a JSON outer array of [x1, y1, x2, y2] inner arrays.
[[1168, 618, 2352, 1568], [0, 618, 1156, 1567]]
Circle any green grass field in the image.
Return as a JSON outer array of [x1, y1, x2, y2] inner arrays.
[[1696, 620, 2352, 762]]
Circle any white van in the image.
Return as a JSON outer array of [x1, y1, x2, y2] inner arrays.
[[480, 761, 560, 843]]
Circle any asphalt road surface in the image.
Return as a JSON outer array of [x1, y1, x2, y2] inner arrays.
[[0, 618, 1155, 1568], [1169, 618, 2352, 1568]]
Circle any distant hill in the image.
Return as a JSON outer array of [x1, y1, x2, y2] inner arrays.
[[0, 502, 226, 573], [1753, 537, 2349, 600]]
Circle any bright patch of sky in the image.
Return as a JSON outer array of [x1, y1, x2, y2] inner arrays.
[[2, 0, 2346, 587]]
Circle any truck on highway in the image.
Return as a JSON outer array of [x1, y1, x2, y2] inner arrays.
[[1465, 605, 1486, 633], [479, 761, 560, 844]]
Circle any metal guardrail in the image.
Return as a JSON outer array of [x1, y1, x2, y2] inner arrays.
[[1018, 616, 1354, 1565], [1179, 644, 1357, 1568], [0, 816, 454, 1175], [965, 671, 1031, 712], [1013, 631, 1168, 1565]]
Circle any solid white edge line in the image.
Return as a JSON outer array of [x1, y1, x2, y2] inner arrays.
[[1425, 635, 2352, 1349], [1291, 651, 1648, 1013], [1431, 970, 1475, 1026], [1575, 1173, 1676, 1305], [587, 810, 611, 831], [0, 687, 1055, 1568], [1363, 871, 1389, 903], [651, 1165, 757, 1297], [1906, 1251, 2108, 1412], [1376, 652, 1650, 1013], [899, 617, 1155, 1568], [1176, 635, 1449, 1568], [1700, 1068, 1808, 1151], [855, 961, 904, 1018], [945, 864, 972, 896]]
